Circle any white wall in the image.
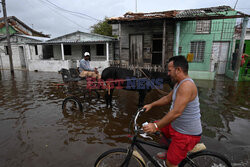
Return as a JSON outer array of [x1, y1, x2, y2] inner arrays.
[[245, 29, 250, 40], [28, 59, 76, 72], [0, 44, 44, 70], [53, 44, 82, 60], [0, 44, 23, 69]]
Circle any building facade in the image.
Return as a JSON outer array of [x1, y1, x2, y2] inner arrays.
[[109, 6, 249, 80]]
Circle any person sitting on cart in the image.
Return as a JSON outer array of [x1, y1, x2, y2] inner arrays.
[[79, 52, 101, 79]]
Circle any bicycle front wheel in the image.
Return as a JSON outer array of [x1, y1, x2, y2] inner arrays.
[[179, 150, 232, 167], [95, 148, 145, 167]]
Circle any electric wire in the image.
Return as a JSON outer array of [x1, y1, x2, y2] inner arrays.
[[37, 0, 90, 31], [43, 0, 101, 21]]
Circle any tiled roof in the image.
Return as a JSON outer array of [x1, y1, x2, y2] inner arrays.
[[0, 16, 49, 37]]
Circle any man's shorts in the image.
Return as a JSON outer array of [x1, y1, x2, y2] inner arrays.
[[160, 124, 201, 165]]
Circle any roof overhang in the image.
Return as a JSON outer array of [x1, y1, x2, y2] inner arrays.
[[27, 39, 118, 45]]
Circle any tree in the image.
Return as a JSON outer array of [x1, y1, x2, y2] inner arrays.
[[90, 17, 113, 37]]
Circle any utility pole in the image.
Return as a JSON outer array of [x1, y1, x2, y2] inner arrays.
[[135, 0, 137, 13], [1, 0, 14, 75], [234, 0, 239, 9], [234, 17, 249, 81]]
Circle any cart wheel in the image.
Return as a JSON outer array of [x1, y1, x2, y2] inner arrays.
[[62, 96, 83, 114]]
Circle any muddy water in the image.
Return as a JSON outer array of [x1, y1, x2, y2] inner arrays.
[[0, 70, 249, 167]]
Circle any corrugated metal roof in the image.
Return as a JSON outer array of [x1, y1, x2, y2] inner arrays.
[[15, 34, 48, 42], [108, 6, 249, 23], [47, 31, 116, 42], [27, 40, 118, 45], [26, 31, 117, 45]]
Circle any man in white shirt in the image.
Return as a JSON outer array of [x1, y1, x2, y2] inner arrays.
[[79, 52, 101, 79]]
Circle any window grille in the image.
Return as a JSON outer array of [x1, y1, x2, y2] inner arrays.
[[196, 20, 211, 33], [190, 41, 205, 62]]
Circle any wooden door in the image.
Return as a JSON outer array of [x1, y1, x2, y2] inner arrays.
[[130, 35, 143, 66]]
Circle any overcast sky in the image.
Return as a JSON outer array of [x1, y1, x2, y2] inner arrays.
[[2, 0, 250, 38]]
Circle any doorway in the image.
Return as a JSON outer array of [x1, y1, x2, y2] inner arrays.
[[129, 35, 143, 66], [211, 42, 230, 74], [19, 46, 26, 69]]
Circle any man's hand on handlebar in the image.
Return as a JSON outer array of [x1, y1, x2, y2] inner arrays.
[[143, 104, 153, 112], [143, 123, 157, 134]]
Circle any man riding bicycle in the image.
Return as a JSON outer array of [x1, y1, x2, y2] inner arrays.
[[143, 56, 202, 167]]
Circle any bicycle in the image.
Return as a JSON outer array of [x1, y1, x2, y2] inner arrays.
[[94, 108, 232, 167]]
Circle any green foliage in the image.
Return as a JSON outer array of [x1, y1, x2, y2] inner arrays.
[[90, 17, 113, 37]]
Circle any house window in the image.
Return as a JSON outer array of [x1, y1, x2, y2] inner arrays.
[[190, 41, 205, 62], [96, 44, 104, 56], [152, 34, 163, 65], [196, 20, 211, 33], [35, 45, 38, 55], [5, 46, 9, 55], [64, 45, 71, 55]]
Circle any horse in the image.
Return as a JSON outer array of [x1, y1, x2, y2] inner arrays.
[[100, 67, 173, 108]]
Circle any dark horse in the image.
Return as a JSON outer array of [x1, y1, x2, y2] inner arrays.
[[101, 67, 173, 108]]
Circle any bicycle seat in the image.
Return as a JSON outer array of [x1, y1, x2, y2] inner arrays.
[[189, 143, 206, 153]]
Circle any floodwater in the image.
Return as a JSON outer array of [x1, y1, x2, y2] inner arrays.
[[0, 70, 249, 167]]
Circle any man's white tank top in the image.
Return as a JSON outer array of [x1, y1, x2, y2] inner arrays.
[[170, 78, 202, 135]]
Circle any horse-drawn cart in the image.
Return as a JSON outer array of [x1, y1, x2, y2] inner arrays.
[[58, 67, 172, 116], [59, 68, 102, 116]]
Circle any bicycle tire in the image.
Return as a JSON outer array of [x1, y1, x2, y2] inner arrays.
[[179, 150, 232, 167], [95, 148, 145, 167], [62, 96, 83, 114]]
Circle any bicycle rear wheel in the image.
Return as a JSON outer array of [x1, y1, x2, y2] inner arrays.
[[179, 150, 232, 167], [95, 148, 145, 167]]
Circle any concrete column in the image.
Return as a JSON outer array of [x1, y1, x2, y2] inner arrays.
[[175, 22, 180, 56], [61, 43, 65, 60], [162, 20, 166, 69], [119, 23, 122, 64], [106, 42, 109, 61], [234, 17, 249, 81]]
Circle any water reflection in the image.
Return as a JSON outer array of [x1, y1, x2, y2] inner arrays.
[[0, 70, 249, 166]]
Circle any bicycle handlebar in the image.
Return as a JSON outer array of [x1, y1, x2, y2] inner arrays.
[[134, 108, 161, 137], [134, 108, 146, 131]]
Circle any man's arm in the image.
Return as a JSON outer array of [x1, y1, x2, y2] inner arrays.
[[144, 81, 195, 132], [143, 90, 173, 111]]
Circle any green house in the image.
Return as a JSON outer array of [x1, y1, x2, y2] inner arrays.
[[174, 10, 237, 80]]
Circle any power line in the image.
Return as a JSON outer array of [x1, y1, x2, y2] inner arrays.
[[43, 0, 101, 21], [37, 0, 90, 31]]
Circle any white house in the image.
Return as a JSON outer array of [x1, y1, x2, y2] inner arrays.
[[0, 16, 49, 70], [27, 31, 118, 72]]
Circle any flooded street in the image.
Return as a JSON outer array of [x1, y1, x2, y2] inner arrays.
[[0, 70, 249, 167]]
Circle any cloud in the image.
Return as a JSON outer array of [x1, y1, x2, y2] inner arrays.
[[2, 0, 249, 38]]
